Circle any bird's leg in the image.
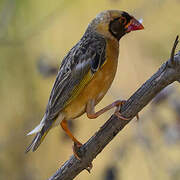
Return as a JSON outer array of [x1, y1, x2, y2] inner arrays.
[[86, 99, 131, 120], [60, 119, 93, 172], [60, 119, 82, 160]]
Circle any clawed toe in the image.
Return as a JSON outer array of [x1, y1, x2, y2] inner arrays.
[[73, 142, 82, 160], [72, 142, 93, 173], [114, 100, 139, 121], [114, 111, 130, 120]]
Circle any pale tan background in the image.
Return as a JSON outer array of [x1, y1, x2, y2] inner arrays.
[[0, 0, 180, 179]]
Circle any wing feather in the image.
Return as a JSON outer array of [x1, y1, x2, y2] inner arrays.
[[44, 34, 106, 124]]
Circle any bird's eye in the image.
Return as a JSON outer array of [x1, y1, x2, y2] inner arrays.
[[109, 18, 122, 35], [119, 17, 127, 25]]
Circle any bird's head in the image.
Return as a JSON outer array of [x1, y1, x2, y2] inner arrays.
[[88, 10, 144, 41]]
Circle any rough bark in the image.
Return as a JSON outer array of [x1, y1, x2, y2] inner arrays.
[[48, 36, 180, 180]]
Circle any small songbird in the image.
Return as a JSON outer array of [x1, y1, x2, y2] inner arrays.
[[26, 10, 144, 157]]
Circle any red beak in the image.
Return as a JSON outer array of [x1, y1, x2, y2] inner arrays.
[[125, 18, 144, 33]]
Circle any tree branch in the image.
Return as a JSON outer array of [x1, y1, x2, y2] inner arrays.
[[48, 36, 180, 180]]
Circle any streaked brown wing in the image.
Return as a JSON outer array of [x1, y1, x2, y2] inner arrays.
[[44, 34, 106, 124]]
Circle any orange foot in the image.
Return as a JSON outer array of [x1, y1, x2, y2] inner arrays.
[[73, 142, 93, 173], [114, 100, 139, 121], [73, 142, 82, 160]]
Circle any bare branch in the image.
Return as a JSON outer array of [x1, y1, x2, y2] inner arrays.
[[48, 37, 180, 180], [170, 35, 179, 66]]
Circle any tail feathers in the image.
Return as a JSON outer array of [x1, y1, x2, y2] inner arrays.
[[27, 123, 44, 136], [25, 133, 42, 153], [26, 124, 51, 153], [27, 117, 45, 136]]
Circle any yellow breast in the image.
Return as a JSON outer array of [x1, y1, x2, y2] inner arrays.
[[63, 38, 119, 119]]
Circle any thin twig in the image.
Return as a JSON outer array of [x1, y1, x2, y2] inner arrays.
[[170, 35, 179, 66]]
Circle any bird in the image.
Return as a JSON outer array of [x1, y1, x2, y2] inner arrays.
[[26, 10, 144, 158]]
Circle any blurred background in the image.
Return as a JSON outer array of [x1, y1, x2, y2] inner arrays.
[[0, 0, 180, 179]]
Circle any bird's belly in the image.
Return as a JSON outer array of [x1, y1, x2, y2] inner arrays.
[[63, 52, 118, 120]]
